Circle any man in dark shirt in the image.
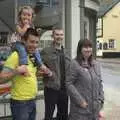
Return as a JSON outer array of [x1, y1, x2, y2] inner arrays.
[[41, 27, 70, 120]]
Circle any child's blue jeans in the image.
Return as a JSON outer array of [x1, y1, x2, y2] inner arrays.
[[13, 41, 42, 66]]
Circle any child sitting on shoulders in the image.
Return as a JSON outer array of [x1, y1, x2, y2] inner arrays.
[[10, 6, 52, 76]]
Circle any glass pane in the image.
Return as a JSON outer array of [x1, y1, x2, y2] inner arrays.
[[0, 32, 8, 46], [45, 40, 52, 47], [36, 0, 48, 4], [39, 40, 45, 48]]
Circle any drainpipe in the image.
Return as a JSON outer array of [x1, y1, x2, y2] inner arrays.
[[65, 0, 72, 57], [79, 0, 85, 40], [15, 0, 18, 25]]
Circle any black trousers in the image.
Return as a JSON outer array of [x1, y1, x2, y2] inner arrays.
[[44, 87, 68, 120]]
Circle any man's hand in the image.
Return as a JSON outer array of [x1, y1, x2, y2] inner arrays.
[[39, 64, 52, 77], [16, 65, 30, 76]]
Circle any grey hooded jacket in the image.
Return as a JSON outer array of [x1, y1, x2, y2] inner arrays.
[[66, 59, 104, 120], [41, 46, 70, 90]]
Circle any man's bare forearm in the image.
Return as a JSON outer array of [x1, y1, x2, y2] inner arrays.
[[0, 70, 17, 84], [0, 65, 30, 84]]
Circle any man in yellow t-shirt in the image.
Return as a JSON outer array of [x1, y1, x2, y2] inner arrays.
[[0, 28, 41, 120], [4, 51, 37, 100]]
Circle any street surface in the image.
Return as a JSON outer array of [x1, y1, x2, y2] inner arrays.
[[101, 61, 120, 120], [0, 59, 120, 120]]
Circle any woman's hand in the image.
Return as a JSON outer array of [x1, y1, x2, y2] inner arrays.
[[80, 100, 88, 108], [98, 111, 105, 120]]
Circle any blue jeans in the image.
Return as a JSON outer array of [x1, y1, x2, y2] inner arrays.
[[10, 99, 36, 120], [34, 49, 43, 67], [13, 41, 42, 66]]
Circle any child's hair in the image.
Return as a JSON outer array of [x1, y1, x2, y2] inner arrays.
[[18, 6, 35, 23]]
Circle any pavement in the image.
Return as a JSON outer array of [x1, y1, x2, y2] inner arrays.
[[97, 58, 120, 64], [0, 58, 120, 120], [99, 60, 120, 120]]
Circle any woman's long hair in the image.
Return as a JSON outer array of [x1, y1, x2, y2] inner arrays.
[[76, 39, 93, 66]]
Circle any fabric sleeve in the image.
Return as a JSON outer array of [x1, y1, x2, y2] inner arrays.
[[4, 52, 19, 70], [98, 63, 104, 103], [66, 60, 85, 106], [40, 49, 57, 80], [94, 61, 104, 106]]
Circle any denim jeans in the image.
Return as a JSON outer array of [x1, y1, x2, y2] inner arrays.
[[10, 99, 36, 120], [12, 41, 28, 65], [33, 50, 42, 67]]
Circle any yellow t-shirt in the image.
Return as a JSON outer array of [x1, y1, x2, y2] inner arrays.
[[4, 52, 37, 100]]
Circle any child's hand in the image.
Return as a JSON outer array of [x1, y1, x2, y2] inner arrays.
[[16, 24, 30, 36], [23, 19, 30, 26], [98, 111, 105, 120], [23, 24, 30, 32]]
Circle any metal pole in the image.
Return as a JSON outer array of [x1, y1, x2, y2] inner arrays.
[[65, 0, 72, 57], [79, 0, 85, 40], [15, 0, 18, 25]]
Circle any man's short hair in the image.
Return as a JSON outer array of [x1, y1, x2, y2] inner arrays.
[[23, 28, 39, 41], [52, 26, 63, 35]]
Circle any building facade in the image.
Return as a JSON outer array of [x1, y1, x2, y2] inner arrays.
[[97, 0, 120, 58], [65, 0, 99, 57], [0, 0, 99, 58]]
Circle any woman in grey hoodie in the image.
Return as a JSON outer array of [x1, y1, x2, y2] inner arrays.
[[66, 39, 104, 120]]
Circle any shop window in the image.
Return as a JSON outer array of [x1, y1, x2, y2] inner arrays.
[[96, 41, 99, 50], [103, 42, 108, 50], [97, 41, 102, 50], [36, 0, 48, 4], [39, 40, 45, 48], [108, 39, 115, 49], [84, 21, 89, 39], [39, 40, 52, 49], [99, 43, 102, 50], [36, 0, 59, 7], [45, 40, 52, 47], [36, 0, 49, 7], [51, 0, 59, 6], [0, 32, 8, 46], [96, 18, 103, 37]]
